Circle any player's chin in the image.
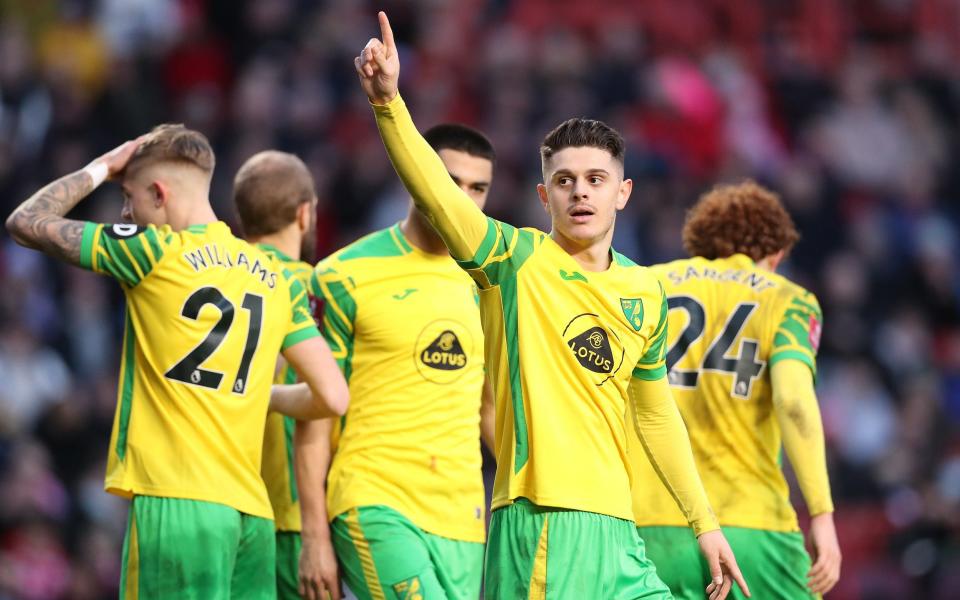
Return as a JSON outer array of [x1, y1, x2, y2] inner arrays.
[[560, 219, 604, 244]]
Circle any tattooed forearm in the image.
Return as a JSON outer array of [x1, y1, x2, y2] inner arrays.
[[5, 170, 94, 266]]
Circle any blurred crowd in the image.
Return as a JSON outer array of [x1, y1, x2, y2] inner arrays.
[[0, 1, 958, 598]]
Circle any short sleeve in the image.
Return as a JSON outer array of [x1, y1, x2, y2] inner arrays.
[[455, 219, 540, 289], [310, 265, 357, 379], [280, 268, 322, 350], [769, 289, 822, 375], [632, 282, 669, 381], [79, 222, 171, 287]]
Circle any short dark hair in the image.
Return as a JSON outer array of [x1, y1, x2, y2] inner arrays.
[[540, 118, 625, 166], [423, 123, 496, 164], [125, 123, 215, 175], [233, 151, 315, 238], [683, 180, 800, 261]]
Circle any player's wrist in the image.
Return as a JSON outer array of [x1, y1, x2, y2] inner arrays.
[[82, 161, 109, 189], [369, 90, 400, 107]]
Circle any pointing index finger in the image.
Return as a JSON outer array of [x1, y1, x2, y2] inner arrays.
[[378, 11, 395, 52]]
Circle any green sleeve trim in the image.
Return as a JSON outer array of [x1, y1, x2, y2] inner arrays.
[[632, 365, 667, 381], [79, 222, 98, 270], [637, 284, 669, 365], [456, 218, 498, 269], [769, 351, 816, 374], [281, 325, 321, 350]]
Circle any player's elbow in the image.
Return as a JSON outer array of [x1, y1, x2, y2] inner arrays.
[[5, 210, 34, 248], [309, 379, 348, 419]]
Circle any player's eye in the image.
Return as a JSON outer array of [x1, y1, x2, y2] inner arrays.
[[589, 176, 603, 184]]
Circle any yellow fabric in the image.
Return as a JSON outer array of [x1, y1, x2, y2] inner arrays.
[[374, 95, 702, 523], [630, 254, 827, 532], [529, 518, 549, 600], [772, 360, 834, 516], [125, 511, 139, 600], [80, 221, 319, 520], [346, 508, 386, 600], [628, 377, 719, 536], [259, 246, 316, 531], [315, 224, 487, 542]]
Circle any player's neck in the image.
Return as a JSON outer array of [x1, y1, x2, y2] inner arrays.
[[401, 205, 448, 255], [247, 224, 301, 260], [168, 201, 218, 232], [550, 229, 613, 272]]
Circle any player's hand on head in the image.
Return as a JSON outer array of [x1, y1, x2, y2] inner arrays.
[[807, 512, 841, 594], [91, 138, 143, 181], [299, 535, 342, 600], [698, 530, 750, 600], [355, 11, 399, 105]]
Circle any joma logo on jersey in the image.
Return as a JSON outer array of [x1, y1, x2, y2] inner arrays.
[[420, 330, 467, 370]]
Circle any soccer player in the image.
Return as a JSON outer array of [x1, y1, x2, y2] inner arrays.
[[355, 12, 748, 600], [629, 181, 842, 599], [300, 122, 497, 600], [5, 125, 349, 599], [232, 150, 322, 599]]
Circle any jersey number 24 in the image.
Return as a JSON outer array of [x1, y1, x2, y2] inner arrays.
[[665, 296, 765, 399]]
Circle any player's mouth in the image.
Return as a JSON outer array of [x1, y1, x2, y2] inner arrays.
[[568, 204, 596, 224]]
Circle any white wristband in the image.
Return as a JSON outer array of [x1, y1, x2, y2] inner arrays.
[[83, 162, 109, 188]]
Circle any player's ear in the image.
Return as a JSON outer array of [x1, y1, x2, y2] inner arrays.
[[150, 180, 169, 208], [536, 183, 549, 214], [297, 200, 311, 232], [616, 178, 633, 211]]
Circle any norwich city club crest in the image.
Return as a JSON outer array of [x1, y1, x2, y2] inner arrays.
[[620, 298, 643, 331]]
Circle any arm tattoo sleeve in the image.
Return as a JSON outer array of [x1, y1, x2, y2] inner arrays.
[[5, 170, 94, 266]]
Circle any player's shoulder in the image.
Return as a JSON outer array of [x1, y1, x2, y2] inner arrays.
[[770, 273, 821, 315], [338, 224, 414, 263], [607, 249, 666, 302]]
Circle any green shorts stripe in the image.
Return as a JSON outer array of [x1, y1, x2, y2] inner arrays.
[[638, 525, 818, 600], [485, 499, 671, 599], [331, 505, 483, 600], [119, 495, 276, 600]]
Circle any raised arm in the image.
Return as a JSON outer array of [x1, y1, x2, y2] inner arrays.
[[5, 140, 139, 265], [355, 12, 489, 261], [771, 360, 840, 595]]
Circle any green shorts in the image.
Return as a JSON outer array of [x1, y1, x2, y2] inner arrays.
[[485, 499, 672, 600], [637, 525, 818, 600], [330, 505, 483, 600], [276, 531, 302, 600], [120, 495, 275, 599]]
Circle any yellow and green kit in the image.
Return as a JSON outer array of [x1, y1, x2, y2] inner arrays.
[[79, 221, 319, 599], [374, 95, 721, 599], [630, 254, 831, 600], [312, 223, 487, 600]]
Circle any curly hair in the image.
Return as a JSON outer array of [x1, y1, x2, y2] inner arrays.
[[682, 181, 799, 261]]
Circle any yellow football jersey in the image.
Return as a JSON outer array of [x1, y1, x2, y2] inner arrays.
[[79, 221, 320, 519], [313, 224, 487, 543], [258, 244, 315, 532], [459, 222, 668, 521], [629, 254, 822, 532]]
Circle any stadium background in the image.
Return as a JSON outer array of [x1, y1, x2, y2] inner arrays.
[[0, 1, 958, 598]]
